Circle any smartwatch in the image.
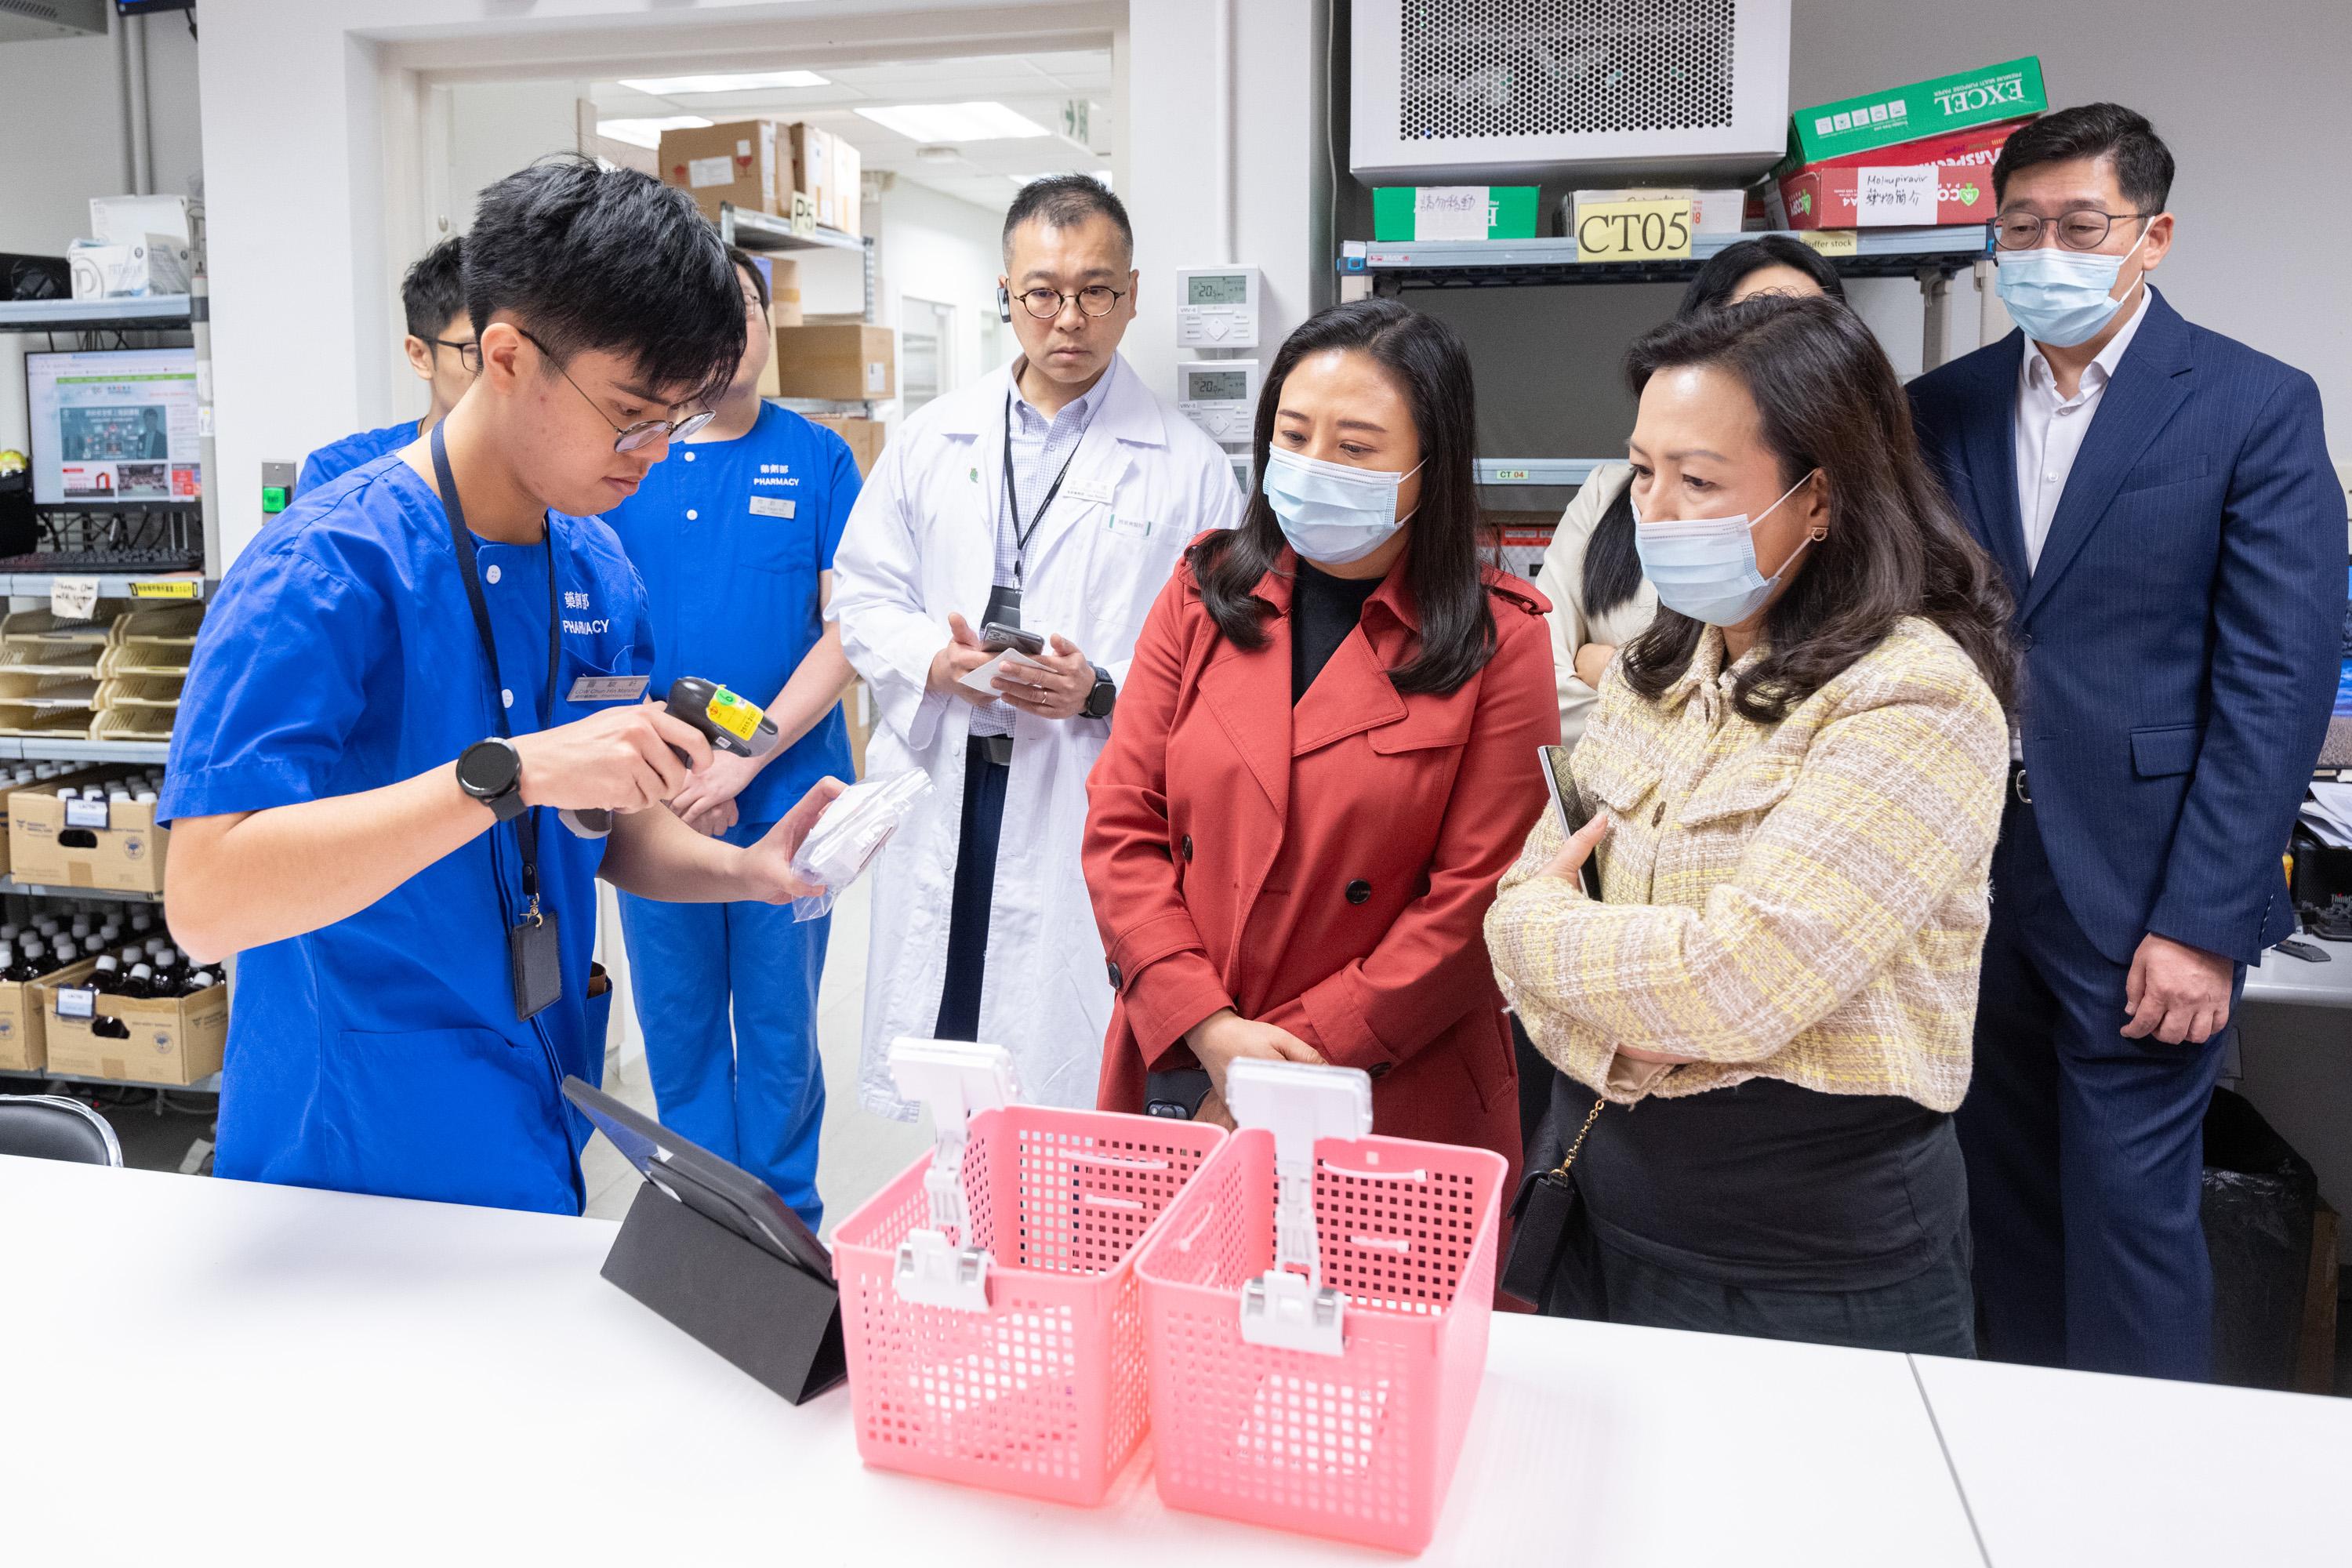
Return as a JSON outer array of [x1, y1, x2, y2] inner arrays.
[[456, 737, 528, 823], [1081, 663, 1116, 720]]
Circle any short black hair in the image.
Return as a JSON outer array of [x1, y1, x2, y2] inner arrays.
[[1002, 175, 1132, 267], [401, 237, 467, 342], [1993, 103, 2176, 212], [726, 244, 769, 313], [1679, 234, 1846, 315], [466, 156, 743, 399]]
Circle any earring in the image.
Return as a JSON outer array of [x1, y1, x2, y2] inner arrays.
[[1808, 526, 1828, 543]]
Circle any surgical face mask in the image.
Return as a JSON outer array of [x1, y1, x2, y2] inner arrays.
[[1994, 223, 2149, 348], [1262, 446, 1424, 565], [1632, 470, 1820, 627]]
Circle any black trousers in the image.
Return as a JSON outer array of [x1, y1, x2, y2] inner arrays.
[[933, 737, 1010, 1041]]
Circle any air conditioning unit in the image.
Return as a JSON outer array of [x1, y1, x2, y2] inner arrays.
[[1350, 0, 1792, 187], [0, 0, 109, 43]]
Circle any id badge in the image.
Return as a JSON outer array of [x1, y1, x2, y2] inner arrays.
[[510, 909, 564, 1022]]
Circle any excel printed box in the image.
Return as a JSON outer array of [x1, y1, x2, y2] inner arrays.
[[1784, 57, 2046, 169]]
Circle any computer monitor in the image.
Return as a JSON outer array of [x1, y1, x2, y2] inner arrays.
[[25, 347, 203, 507]]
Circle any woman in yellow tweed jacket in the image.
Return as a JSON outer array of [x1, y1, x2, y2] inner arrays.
[[1488, 296, 2014, 1355]]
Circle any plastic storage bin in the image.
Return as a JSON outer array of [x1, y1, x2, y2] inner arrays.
[[1134, 1060, 1507, 1555], [831, 1040, 1224, 1506]]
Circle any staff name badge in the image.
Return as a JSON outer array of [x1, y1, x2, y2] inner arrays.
[[749, 495, 797, 519], [1105, 513, 1152, 539], [568, 674, 651, 703], [1062, 474, 1117, 507]]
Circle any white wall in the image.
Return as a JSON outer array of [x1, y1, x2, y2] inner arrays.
[[0, 15, 203, 454], [870, 178, 1009, 396]]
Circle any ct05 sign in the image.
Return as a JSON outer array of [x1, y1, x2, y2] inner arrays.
[[1575, 198, 1694, 262]]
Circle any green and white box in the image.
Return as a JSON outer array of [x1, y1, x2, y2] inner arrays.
[[1373, 186, 1540, 242], [1786, 56, 2047, 168]]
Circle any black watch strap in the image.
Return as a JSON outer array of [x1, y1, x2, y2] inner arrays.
[[1083, 663, 1116, 720]]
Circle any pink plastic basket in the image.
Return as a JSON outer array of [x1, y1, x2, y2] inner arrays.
[[1134, 1127, 1507, 1555], [831, 1104, 1224, 1505]]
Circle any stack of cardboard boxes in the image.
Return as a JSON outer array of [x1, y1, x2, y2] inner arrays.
[[0, 766, 226, 1086], [657, 119, 864, 237], [1767, 56, 2049, 231]]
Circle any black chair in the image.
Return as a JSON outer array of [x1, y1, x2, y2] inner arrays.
[[0, 1094, 122, 1167]]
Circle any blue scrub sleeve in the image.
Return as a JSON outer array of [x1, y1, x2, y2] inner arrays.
[[159, 550, 383, 826], [815, 426, 862, 572], [295, 451, 328, 499]]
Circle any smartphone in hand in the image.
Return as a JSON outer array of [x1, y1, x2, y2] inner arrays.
[[979, 622, 1046, 658], [1537, 743, 1604, 900]]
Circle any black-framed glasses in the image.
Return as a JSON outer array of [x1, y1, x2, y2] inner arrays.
[[1991, 209, 2157, 252], [1010, 284, 1126, 320], [427, 336, 482, 370], [515, 327, 715, 452]]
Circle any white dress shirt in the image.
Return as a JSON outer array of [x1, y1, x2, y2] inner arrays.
[[2009, 283, 2151, 759]]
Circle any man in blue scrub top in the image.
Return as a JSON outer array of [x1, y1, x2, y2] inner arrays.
[[162, 161, 844, 1216], [297, 237, 475, 496], [602, 247, 859, 1228]]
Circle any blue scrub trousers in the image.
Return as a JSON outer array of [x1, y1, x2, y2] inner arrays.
[[1958, 791, 2240, 1381], [617, 816, 829, 1228]]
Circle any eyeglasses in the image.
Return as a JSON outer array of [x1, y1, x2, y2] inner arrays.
[[427, 337, 481, 369], [515, 328, 715, 452], [1991, 209, 2157, 252], [1008, 285, 1126, 321]]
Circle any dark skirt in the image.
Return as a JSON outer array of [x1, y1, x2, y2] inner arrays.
[[1535, 1069, 1976, 1357]]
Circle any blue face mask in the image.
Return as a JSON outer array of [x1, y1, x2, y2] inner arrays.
[[1633, 470, 1820, 627], [1262, 446, 1424, 565], [1994, 223, 2149, 348]]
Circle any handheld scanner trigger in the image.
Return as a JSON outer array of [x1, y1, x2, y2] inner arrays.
[[666, 677, 780, 761]]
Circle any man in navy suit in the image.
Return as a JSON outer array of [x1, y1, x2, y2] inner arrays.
[[1911, 104, 2344, 1381]]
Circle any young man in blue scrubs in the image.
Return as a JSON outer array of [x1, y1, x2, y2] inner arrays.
[[601, 248, 858, 1229], [162, 162, 842, 1216], [297, 237, 474, 495]]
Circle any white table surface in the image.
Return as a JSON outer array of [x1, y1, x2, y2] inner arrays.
[[3, 1154, 1983, 1568], [1915, 1352, 2352, 1566], [2244, 935, 2352, 1010]]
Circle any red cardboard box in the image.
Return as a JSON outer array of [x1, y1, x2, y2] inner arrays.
[[1779, 162, 2001, 230]]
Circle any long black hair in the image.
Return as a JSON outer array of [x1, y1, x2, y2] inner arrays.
[[1615, 295, 2014, 721], [1583, 237, 1850, 622], [1187, 298, 1497, 695]]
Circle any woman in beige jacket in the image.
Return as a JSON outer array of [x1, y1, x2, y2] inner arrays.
[[1515, 238, 1854, 1151], [1491, 295, 2013, 1355]]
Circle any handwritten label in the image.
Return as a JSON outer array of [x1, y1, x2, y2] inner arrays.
[[50, 577, 100, 620], [1413, 187, 1491, 242], [1575, 198, 1694, 261], [1855, 166, 1938, 225], [1797, 230, 1860, 257]]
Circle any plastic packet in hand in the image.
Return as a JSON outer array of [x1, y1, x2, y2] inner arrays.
[[787, 768, 934, 921]]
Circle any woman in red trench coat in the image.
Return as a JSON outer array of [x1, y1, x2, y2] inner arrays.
[[1083, 299, 1557, 1181]]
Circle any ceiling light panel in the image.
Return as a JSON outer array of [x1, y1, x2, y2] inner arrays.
[[855, 102, 1050, 143], [619, 70, 829, 96], [595, 116, 712, 149]]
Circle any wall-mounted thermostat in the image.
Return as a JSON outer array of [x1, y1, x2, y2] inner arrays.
[[1228, 452, 1254, 498], [1178, 359, 1261, 446], [1175, 266, 1261, 347]]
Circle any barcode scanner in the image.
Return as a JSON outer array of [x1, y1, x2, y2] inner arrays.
[[558, 677, 781, 838]]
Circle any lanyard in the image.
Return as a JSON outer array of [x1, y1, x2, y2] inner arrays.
[[1000, 390, 1088, 589], [432, 422, 559, 913]]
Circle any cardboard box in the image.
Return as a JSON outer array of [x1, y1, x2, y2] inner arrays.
[[1777, 161, 2002, 230], [787, 123, 837, 230], [1566, 188, 1748, 237], [807, 415, 886, 476], [831, 134, 863, 237], [771, 325, 894, 402], [841, 681, 873, 779], [766, 256, 803, 326], [38, 958, 227, 1087], [89, 194, 201, 247], [9, 775, 169, 893], [1372, 186, 1540, 242], [1789, 116, 2026, 176], [0, 979, 45, 1073], [659, 120, 784, 222], [1785, 57, 2045, 169]]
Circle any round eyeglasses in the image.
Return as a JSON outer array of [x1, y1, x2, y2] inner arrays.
[[517, 327, 715, 453], [1991, 209, 2157, 252], [1009, 285, 1126, 320]]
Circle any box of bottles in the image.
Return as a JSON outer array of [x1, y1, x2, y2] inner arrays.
[[37, 957, 227, 1087], [0, 977, 44, 1073], [8, 767, 169, 894]]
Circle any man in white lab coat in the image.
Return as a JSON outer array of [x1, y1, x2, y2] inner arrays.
[[832, 176, 1245, 1115]]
